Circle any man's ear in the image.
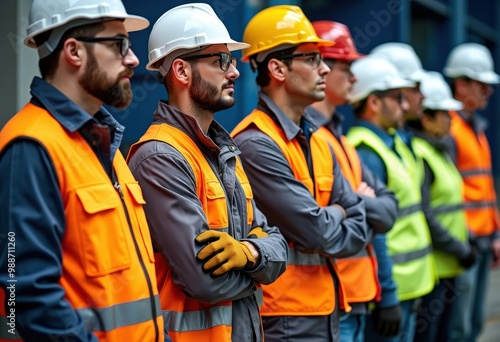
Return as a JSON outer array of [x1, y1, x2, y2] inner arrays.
[[170, 58, 190, 85], [62, 38, 84, 67], [366, 93, 381, 113], [267, 58, 287, 82]]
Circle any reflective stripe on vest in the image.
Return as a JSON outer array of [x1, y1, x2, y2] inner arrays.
[[232, 110, 350, 315], [449, 111, 500, 236], [129, 123, 254, 341], [391, 245, 432, 263], [162, 305, 232, 332], [78, 295, 162, 332], [347, 127, 436, 301], [413, 136, 468, 278], [315, 125, 380, 303], [460, 169, 492, 177], [398, 203, 422, 217], [429, 204, 464, 215], [463, 201, 498, 210], [0, 104, 162, 342]]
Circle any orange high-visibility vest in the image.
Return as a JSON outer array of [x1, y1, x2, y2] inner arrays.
[[316, 126, 381, 303], [232, 109, 350, 316], [0, 104, 163, 342], [129, 123, 255, 342], [449, 111, 500, 236]]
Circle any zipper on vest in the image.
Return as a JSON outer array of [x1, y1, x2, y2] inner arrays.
[[113, 180, 160, 342]]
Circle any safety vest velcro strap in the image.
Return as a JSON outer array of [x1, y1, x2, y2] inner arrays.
[[163, 305, 232, 332], [77, 295, 162, 332], [429, 203, 464, 215], [287, 249, 327, 266], [463, 201, 498, 210], [460, 169, 491, 177], [397, 203, 422, 217], [391, 245, 432, 264]]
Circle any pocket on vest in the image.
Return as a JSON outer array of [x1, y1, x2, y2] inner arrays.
[[75, 184, 132, 277]]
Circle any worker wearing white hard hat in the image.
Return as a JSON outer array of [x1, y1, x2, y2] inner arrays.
[[347, 56, 437, 342], [444, 42, 500, 342], [127, 4, 287, 342], [407, 72, 478, 342]]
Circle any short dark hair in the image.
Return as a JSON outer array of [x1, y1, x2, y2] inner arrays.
[[253, 46, 296, 88], [35, 22, 105, 79]]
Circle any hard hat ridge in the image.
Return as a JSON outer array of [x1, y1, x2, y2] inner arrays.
[[241, 5, 334, 63], [146, 3, 249, 77], [443, 43, 499, 84], [312, 20, 364, 61], [25, 0, 149, 58]]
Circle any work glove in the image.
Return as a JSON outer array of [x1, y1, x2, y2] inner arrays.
[[196, 230, 255, 277], [372, 304, 402, 337], [460, 240, 479, 269], [247, 227, 269, 239]]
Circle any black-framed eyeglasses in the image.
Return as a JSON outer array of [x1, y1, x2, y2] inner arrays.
[[181, 52, 237, 72], [75, 36, 131, 57], [279, 52, 324, 68], [376, 90, 405, 104]]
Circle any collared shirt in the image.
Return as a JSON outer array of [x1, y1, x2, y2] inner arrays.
[[127, 100, 288, 342], [0, 77, 125, 341]]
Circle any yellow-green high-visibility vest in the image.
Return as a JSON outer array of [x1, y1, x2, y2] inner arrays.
[[413, 136, 468, 278], [347, 127, 436, 301]]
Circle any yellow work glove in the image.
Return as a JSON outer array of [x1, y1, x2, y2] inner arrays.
[[247, 227, 269, 239], [196, 230, 256, 277]]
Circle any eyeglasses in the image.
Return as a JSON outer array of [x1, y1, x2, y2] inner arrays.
[[378, 91, 405, 104], [75, 36, 131, 57], [181, 52, 237, 72], [279, 52, 324, 68]]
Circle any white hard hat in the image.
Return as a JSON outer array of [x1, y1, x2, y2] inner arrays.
[[420, 71, 463, 111], [370, 42, 426, 82], [350, 56, 415, 103], [25, 0, 149, 58], [443, 43, 499, 84], [147, 3, 250, 77]]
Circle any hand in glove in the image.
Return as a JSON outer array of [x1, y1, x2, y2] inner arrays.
[[247, 227, 269, 239], [373, 304, 402, 337], [460, 241, 479, 269], [196, 230, 256, 277]]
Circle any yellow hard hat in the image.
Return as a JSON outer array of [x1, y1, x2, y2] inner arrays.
[[241, 5, 334, 62]]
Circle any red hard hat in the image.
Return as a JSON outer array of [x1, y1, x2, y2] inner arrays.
[[312, 20, 364, 61]]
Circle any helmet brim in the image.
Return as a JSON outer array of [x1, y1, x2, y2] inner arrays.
[[241, 38, 334, 62], [24, 14, 149, 48]]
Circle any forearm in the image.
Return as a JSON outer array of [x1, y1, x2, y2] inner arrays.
[[131, 151, 257, 302], [361, 166, 398, 234], [241, 207, 288, 284], [235, 134, 366, 256]]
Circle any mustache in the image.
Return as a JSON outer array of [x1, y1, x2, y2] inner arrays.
[[118, 68, 134, 79], [223, 80, 235, 89]]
